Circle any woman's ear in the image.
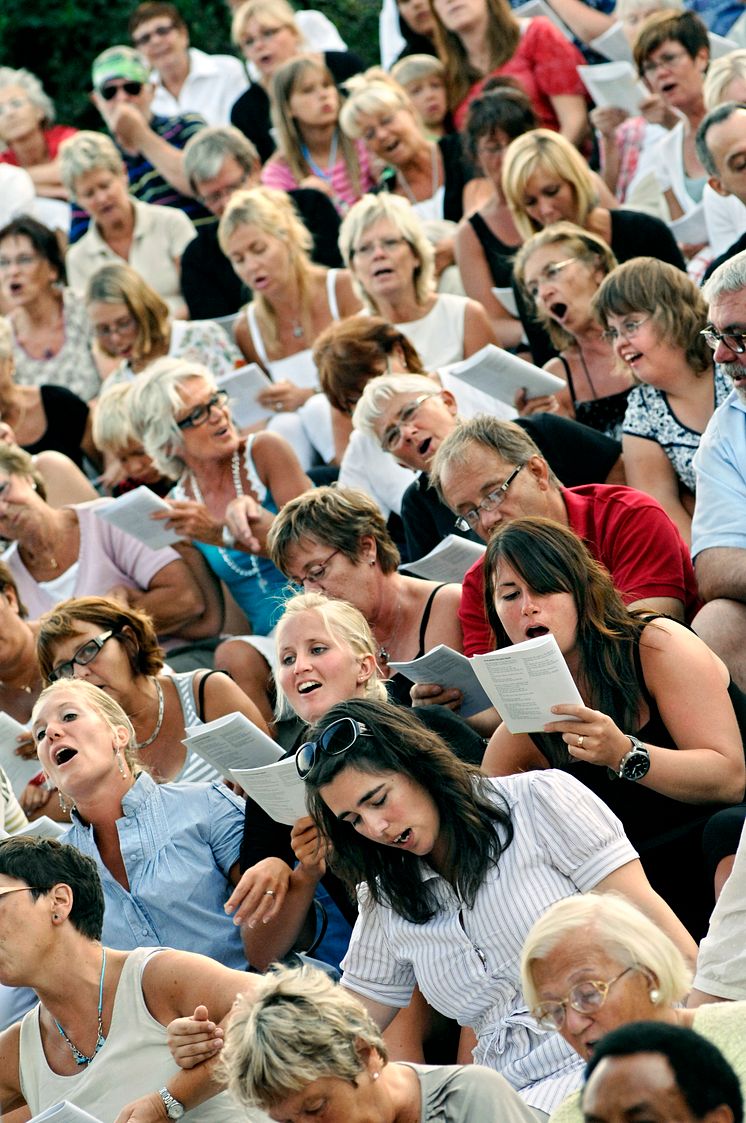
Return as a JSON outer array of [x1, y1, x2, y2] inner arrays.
[[358, 534, 377, 566], [49, 882, 74, 924], [357, 653, 377, 685]]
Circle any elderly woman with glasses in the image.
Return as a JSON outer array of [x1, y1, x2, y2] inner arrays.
[[520, 893, 746, 1123]]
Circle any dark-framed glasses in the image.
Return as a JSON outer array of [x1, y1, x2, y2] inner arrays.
[[532, 967, 635, 1030], [700, 327, 746, 354], [455, 464, 524, 531], [132, 22, 176, 47], [48, 631, 117, 683], [176, 389, 230, 430], [296, 717, 370, 779]]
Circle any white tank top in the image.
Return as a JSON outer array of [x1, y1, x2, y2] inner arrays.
[[245, 269, 340, 388]]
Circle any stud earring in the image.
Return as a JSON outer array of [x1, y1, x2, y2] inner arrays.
[[649, 987, 661, 1004], [372, 1071, 380, 1081]]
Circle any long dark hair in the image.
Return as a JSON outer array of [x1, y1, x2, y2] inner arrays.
[[304, 698, 513, 924], [484, 518, 650, 758]]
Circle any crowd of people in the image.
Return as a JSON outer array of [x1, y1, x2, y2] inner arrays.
[[1, 0, 746, 1120]]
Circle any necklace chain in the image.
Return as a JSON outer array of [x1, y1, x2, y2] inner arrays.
[[53, 947, 107, 1066], [377, 588, 403, 666], [188, 450, 267, 585], [134, 677, 165, 751], [395, 144, 439, 207]]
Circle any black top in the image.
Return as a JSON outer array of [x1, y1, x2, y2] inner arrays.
[[400, 413, 621, 562], [180, 187, 342, 319], [468, 210, 519, 288], [555, 352, 631, 441], [518, 208, 687, 367], [230, 50, 365, 164], [22, 385, 89, 469], [374, 133, 476, 223]]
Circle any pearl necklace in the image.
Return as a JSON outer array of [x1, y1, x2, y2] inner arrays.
[[53, 948, 107, 1066], [188, 450, 267, 586], [134, 677, 165, 751]]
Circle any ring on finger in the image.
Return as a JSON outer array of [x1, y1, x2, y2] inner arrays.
[[264, 889, 275, 897], [576, 735, 584, 748]]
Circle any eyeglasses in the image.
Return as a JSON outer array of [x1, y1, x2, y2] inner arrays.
[[601, 316, 650, 344], [296, 717, 370, 779], [525, 259, 575, 300], [381, 393, 438, 453], [176, 389, 230, 430], [100, 81, 144, 101], [352, 236, 407, 260], [133, 22, 176, 47], [92, 315, 137, 339], [0, 886, 44, 899], [642, 49, 689, 75], [292, 549, 340, 589], [241, 25, 283, 49], [0, 97, 31, 117], [700, 327, 746, 354], [0, 254, 39, 270], [454, 464, 524, 531], [532, 967, 635, 1031], [200, 174, 249, 210], [48, 631, 117, 683]]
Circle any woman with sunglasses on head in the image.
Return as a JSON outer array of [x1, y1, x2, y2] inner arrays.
[[593, 257, 728, 547], [36, 596, 270, 787], [481, 515, 746, 940], [513, 223, 634, 438], [293, 698, 695, 1116]]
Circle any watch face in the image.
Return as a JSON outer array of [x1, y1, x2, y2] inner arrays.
[[621, 751, 650, 781], [168, 1104, 185, 1120]]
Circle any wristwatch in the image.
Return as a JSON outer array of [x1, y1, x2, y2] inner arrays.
[[158, 1088, 185, 1120], [617, 735, 651, 781]]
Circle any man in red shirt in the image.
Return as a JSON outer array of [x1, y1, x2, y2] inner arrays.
[[429, 416, 699, 658]]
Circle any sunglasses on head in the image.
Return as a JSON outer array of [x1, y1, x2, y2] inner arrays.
[[295, 717, 370, 779], [100, 81, 144, 100]]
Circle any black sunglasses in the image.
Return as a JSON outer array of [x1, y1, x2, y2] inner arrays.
[[100, 81, 144, 101], [296, 717, 370, 779]]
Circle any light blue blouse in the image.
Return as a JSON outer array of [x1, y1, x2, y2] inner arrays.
[[62, 773, 248, 969]]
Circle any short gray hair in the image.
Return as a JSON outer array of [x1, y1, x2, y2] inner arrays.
[[220, 963, 388, 1112], [520, 893, 692, 1013], [59, 131, 124, 198], [0, 67, 55, 129], [695, 101, 746, 175], [0, 316, 13, 362], [429, 414, 559, 501], [128, 356, 216, 478], [703, 247, 746, 303], [352, 371, 443, 442], [338, 194, 435, 312], [704, 48, 746, 109], [182, 126, 259, 195]]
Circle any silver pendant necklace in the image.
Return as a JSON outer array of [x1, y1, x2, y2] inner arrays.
[[134, 677, 165, 751]]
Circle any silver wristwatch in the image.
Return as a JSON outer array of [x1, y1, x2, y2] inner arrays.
[[158, 1088, 185, 1120], [617, 735, 651, 782]]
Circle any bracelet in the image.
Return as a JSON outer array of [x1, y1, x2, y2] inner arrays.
[[222, 524, 236, 548]]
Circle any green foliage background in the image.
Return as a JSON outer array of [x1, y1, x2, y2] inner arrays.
[[0, 0, 379, 128]]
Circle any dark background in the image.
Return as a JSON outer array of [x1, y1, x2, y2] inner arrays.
[[0, 0, 379, 127]]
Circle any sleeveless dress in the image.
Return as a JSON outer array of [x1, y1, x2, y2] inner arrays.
[[244, 270, 340, 467], [468, 211, 519, 288], [19, 947, 244, 1123], [174, 435, 288, 636]]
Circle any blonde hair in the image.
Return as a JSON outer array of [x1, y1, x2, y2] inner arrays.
[[274, 591, 388, 718], [85, 263, 169, 367], [390, 54, 446, 91], [231, 0, 299, 48], [59, 131, 124, 199], [521, 893, 693, 1013], [218, 187, 314, 353], [270, 55, 361, 196], [704, 48, 746, 108], [338, 193, 435, 312], [128, 356, 215, 479], [92, 382, 139, 454], [502, 130, 598, 240], [221, 963, 388, 1111], [339, 71, 417, 140], [32, 679, 138, 772]]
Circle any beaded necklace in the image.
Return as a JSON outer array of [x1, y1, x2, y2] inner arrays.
[[54, 947, 107, 1066], [188, 450, 267, 587]]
